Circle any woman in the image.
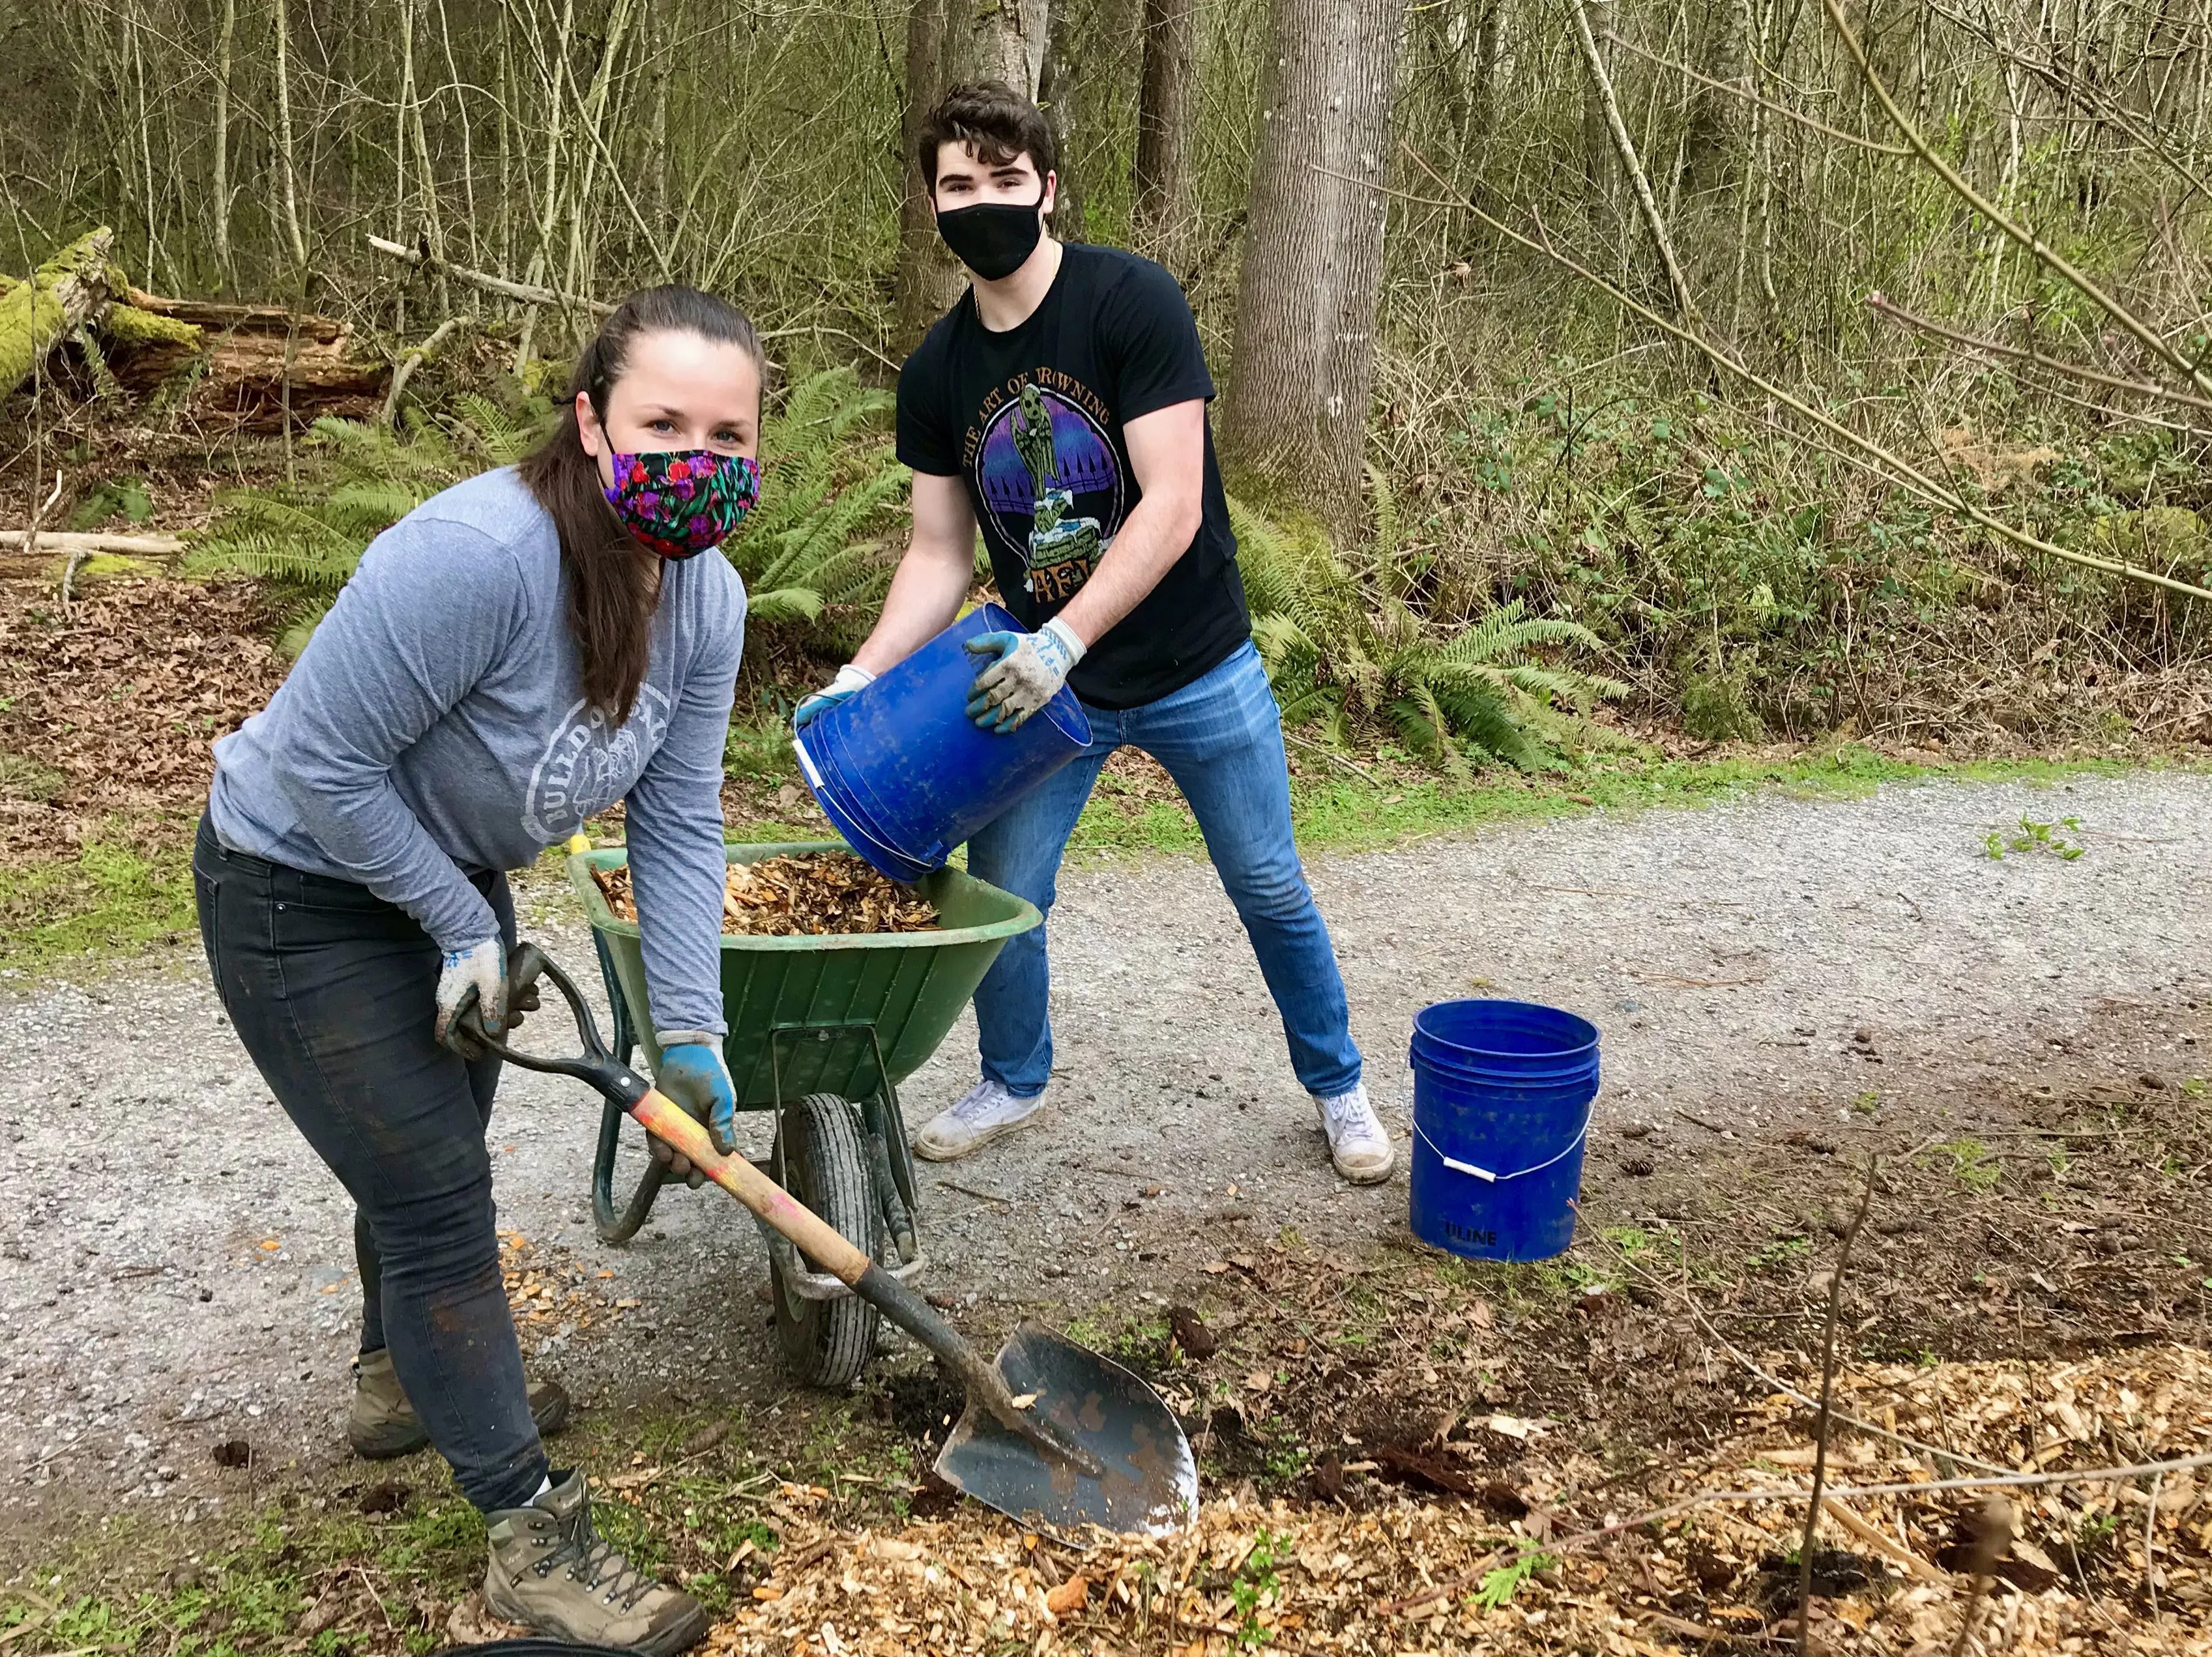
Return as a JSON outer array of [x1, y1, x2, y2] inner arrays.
[[195, 286, 762, 1656]]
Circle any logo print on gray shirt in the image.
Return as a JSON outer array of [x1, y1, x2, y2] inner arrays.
[[521, 686, 672, 842]]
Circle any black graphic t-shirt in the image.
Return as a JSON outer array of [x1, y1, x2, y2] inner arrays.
[[896, 243, 1249, 710]]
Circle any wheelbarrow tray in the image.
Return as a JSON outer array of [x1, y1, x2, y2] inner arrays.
[[565, 839, 1040, 1106]]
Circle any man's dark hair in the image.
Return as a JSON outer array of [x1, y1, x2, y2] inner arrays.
[[918, 82, 1056, 194]]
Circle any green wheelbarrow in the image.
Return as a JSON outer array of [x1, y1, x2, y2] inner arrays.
[[568, 838, 1040, 1390]]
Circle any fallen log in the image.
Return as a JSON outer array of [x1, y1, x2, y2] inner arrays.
[[0, 528, 184, 581], [1, 227, 117, 396]]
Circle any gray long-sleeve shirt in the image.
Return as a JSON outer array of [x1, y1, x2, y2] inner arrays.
[[208, 466, 744, 1034]]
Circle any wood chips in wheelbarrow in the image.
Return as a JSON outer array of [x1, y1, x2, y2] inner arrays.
[[590, 852, 939, 936]]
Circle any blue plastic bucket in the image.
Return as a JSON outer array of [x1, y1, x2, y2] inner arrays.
[[794, 603, 1092, 882], [1408, 999, 1599, 1261]]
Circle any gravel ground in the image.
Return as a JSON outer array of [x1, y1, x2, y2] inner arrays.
[[1, 770, 2206, 1535]]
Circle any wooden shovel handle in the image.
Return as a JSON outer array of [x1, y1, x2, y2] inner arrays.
[[630, 1089, 873, 1285]]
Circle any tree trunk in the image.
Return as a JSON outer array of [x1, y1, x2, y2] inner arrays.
[[892, 0, 1053, 348], [1218, 0, 1408, 524], [1132, 0, 1199, 263], [1040, 14, 1085, 242], [0, 229, 118, 398], [211, 0, 237, 286]]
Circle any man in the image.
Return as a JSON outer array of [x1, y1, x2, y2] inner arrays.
[[796, 82, 1392, 1184]]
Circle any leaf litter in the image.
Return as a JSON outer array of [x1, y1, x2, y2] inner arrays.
[[590, 852, 937, 936]]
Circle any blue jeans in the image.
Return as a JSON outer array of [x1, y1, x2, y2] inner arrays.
[[967, 641, 1363, 1099]]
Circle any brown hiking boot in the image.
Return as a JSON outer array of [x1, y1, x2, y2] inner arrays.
[[482, 1470, 708, 1656], [347, 1347, 572, 1460]]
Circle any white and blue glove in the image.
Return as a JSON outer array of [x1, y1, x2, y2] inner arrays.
[[435, 937, 506, 1050], [965, 618, 1085, 733], [652, 1035, 739, 1189], [793, 663, 875, 731]]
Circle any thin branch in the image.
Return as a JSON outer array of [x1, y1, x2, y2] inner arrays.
[[1796, 1156, 1877, 1654], [1599, 29, 1910, 154], [1819, 0, 2212, 400], [1569, 0, 1700, 320], [1382, 145, 2212, 606], [366, 234, 614, 315], [382, 315, 469, 426], [1869, 293, 2212, 416]]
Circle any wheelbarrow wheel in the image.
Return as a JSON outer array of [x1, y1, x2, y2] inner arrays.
[[771, 1093, 882, 1389]]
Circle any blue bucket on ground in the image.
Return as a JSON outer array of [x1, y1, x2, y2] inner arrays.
[[794, 603, 1092, 884], [1408, 999, 1599, 1261]]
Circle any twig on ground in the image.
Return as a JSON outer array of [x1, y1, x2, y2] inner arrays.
[[1796, 1155, 1877, 1653], [934, 1179, 1015, 1208], [1281, 729, 1379, 782], [1581, 1209, 2018, 1476]]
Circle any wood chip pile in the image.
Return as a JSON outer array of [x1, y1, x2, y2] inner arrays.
[[695, 1344, 2212, 1655], [590, 853, 938, 936]]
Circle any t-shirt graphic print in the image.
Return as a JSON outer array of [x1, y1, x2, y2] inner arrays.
[[897, 243, 1250, 710], [977, 378, 1122, 604]]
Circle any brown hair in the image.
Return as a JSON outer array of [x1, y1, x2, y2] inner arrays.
[[517, 286, 763, 724], [918, 82, 1056, 194]]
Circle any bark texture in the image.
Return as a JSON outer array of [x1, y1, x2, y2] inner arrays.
[[1219, 0, 1408, 519], [893, 0, 1053, 348], [1132, 0, 1199, 263]]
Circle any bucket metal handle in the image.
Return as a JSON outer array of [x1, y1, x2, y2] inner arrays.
[[1415, 1110, 1591, 1183]]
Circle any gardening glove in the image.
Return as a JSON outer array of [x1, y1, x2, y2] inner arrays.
[[965, 618, 1084, 733], [793, 663, 875, 731], [435, 937, 506, 1052], [650, 1034, 738, 1187]]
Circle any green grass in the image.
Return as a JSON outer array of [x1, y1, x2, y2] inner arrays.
[[0, 820, 198, 979]]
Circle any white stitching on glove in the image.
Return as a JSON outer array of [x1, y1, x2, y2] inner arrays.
[[963, 618, 1085, 732]]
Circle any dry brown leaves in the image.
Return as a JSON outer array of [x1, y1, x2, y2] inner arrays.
[[0, 575, 286, 844], [591, 852, 937, 937], [701, 1344, 2212, 1656]]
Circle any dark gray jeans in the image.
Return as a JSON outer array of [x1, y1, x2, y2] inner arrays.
[[193, 814, 547, 1512]]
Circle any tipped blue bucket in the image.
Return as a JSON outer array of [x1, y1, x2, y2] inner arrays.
[[1408, 999, 1599, 1261], [794, 603, 1092, 883]]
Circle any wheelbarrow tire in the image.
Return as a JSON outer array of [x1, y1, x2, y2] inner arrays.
[[772, 1093, 882, 1390]]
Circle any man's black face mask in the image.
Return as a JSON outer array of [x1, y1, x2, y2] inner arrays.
[[935, 190, 1045, 280]]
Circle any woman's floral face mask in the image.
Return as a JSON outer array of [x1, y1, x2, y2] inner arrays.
[[602, 448, 762, 560]]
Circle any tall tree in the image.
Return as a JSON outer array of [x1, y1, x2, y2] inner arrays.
[[1219, 0, 1408, 523], [894, 0, 1053, 347], [1040, 13, 1086, 242], [1131, 0, 1198, 264]]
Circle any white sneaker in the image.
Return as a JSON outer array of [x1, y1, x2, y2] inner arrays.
[[912, 1078, 1045, 1162], [1313, 1083, 1395, 1183]]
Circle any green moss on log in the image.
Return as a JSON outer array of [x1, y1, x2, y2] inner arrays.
[[100, 303, 202, 351], [0, 227, 117, 396]]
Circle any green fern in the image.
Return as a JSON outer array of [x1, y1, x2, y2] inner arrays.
[[1231, 491, 1624, 773], [722, 366, 906, 631], [184, 400, 555, 612]]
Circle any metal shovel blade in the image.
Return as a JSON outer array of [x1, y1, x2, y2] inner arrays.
[[935, 1322, 1198, 1537]]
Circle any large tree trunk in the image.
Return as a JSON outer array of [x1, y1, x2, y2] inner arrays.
[[1218, 0, 1407, 524], [1040, 14, 1086, 242], [0, 229, 118, 398], [1131, 0, 1199, 265], [892, 0, 1053, 349]]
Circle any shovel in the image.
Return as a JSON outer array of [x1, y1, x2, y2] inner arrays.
[[457, 942, 1197, 1538]]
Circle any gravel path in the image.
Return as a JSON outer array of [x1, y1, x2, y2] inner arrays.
[[2, 770, 2205, 1531]]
